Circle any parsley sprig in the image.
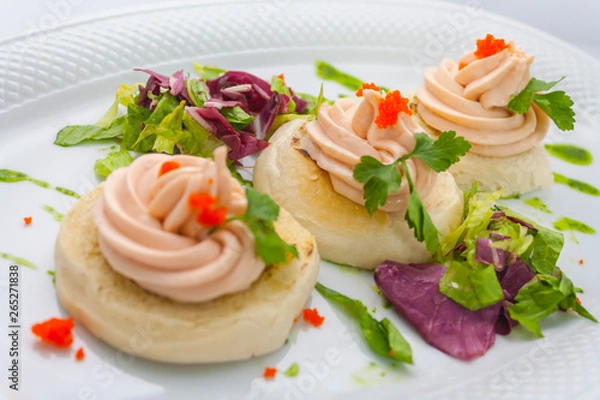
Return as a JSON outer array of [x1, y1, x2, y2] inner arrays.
[[507, 77, 575, 131], [237, 188, 299, 265], [353, 131, 470, 252]]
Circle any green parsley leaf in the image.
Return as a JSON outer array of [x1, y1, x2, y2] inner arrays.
[[193, 63, 226, 81], [238, 188, 298, 265], [402, 160, 439, 253], [220, 106, 254, 130], [507, 77, 564, 113], [507, 77, 575, 131], [284, 363, 300, 378], [533, 90, 576, 131], [315, 282, 413, 364], [94, 148, 133, 178], [244, 187, 280, 221], [353, 156, 402, 215], [407, 132, 471, 172]]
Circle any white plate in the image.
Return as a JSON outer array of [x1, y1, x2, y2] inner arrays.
[[1, 1, 599, 399]]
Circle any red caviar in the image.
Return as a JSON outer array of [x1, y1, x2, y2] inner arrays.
[[158, 161, 181, 177], [263, 367, 277, 379], [277, 74, 286, 86], [189, 193, 228, 227], [303, 308, 325, 327], [23, 216, 32, 226], [474, 34, 508, 59], [374, 90, 412, 129], [579, 259, 585, 265], [75, 347, 85, 361], [31, 317, 75, 347], [197, 206, 227, 226], [188, 193, 217, 209], [458, 61, 468, 70], [356, 82, 381, 97]]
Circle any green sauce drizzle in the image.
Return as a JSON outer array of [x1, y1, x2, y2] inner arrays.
[[55, 187, 80, 199], [0, 253, 38, 270], [553, 217, 596, 234], [523, 197, 552, 213], [315, 60, 363, 91], [42, 205, 65, 222], [314, 60, 390, 93], [553, 172, 600, 196], [0, 169, 80, 198], [545, 144, 593, 166]]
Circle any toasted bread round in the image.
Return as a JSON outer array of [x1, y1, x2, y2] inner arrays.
[[446, 144, 553, 195], [253, 119, 463, 270], [55, 185, 319, 364]]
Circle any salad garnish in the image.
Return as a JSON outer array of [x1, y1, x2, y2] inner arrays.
[[438, 186, 596, 333], [315, 283, 413, 364], [54, 65, 314, 179]]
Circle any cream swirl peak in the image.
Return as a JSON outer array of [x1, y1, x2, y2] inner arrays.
[[303, 89, 437, 212], [416, 34, 549, 157], [93, 147, 265, 303]]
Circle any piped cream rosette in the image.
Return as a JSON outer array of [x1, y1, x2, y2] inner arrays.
[[414, 35, 553, 194]]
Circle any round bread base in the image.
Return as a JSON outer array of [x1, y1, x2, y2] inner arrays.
[[447, 144, 553, 196], [253, 119, 464, 270], [55, 186, 320, 364], [410, 100, 553, 196]]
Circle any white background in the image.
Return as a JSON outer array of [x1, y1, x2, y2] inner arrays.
[[1, 0, 599, 59]]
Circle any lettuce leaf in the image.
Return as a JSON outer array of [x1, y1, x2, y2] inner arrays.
[[94, 148, 133, 178], [315, 282, 412, 364]]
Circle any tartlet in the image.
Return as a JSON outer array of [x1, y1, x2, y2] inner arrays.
[[414, 34, 553, 195], [254, 90, 463, 270], [55, 148, 320, 363]]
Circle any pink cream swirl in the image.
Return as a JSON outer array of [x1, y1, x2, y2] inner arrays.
[[93, 147, 265, 303], [416, 44, 549, 157], [303, 90, 437, 212]]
